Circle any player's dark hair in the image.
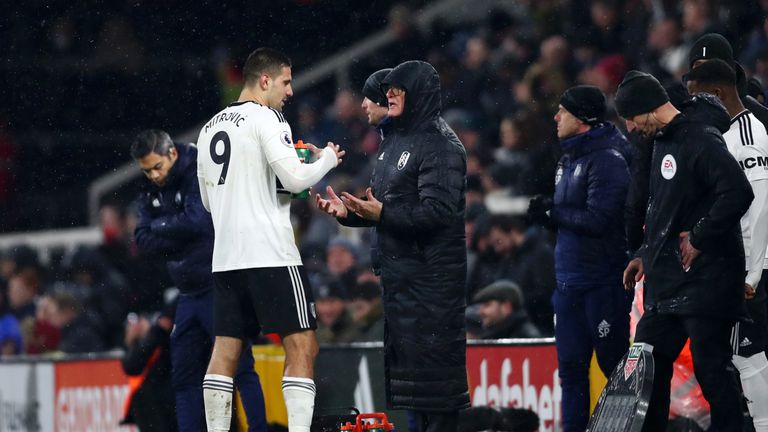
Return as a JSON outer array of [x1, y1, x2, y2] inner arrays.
[[687, 58, 737, 87], [130, 129, 175, 159], [243, 47, 292, 86]]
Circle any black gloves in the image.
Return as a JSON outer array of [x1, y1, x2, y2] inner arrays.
[[527, 195, 553, 227]]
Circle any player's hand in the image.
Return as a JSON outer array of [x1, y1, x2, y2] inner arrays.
[[305, 142, 322, 155], [745, 283, 756, 299], [679, 231, 701, 272], [623, 257, 644, 290], [341, 188, 382, 222], [315, 185, 348, 218], [325, 142, 345, 166]]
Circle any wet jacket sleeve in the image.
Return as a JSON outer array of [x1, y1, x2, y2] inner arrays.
[[149, 171, 213, 240], [121, 325, 168, 376], [338, 211, 375, 227], [378, 146, 465, 235], [689, 132, 754, 251], [551, 152, 630, 236], [135, 197, 183, 255], [625, 138, 653, 253]]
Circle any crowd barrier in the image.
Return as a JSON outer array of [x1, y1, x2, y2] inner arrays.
[[0, 339, 567, 432]]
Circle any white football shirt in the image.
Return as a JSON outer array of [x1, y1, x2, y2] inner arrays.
[[723, 110, 768, 286], [197, 101, 304, 271]]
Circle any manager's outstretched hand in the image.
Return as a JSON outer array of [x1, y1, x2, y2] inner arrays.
[[341, 188, 382, 222], [315, 185, 348, 218]]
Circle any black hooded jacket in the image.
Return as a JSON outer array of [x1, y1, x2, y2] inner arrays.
[[626, 87, 723, 253], [349, 61, 469, 412], [640, 94, 753, 319]]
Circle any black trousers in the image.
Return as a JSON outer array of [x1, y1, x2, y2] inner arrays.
[[634, 311, 743, 432], [416, 411, 458, 432]]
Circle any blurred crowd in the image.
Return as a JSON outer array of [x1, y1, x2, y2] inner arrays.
[[4, 0, 768, 356]]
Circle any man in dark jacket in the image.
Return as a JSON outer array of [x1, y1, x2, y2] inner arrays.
[[472, 280, 541, 339], [617, 71, 753, 432], [121, 304, 177, 432], [132, 129, 267, 432], [316, 62, 469, 432], [528, 85, 632, 432]]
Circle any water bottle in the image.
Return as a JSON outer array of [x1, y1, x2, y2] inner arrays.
[[292, 139, 310, 199]]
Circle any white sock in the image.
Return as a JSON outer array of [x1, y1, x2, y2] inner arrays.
[[733, 352, 768, 431], [282, 376, 316, 432], [203, 374, 234, 432]]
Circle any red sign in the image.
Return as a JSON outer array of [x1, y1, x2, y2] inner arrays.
[[54, 359, 135, 432], [467, 343, 561, 432]]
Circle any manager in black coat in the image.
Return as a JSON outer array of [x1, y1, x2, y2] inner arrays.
[[316, 61, 469, 432], [617, 71, 753, 432]]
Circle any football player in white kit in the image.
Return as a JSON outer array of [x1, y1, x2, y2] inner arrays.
[[687, 59, 768, 431], [196, 47, 344, 432]]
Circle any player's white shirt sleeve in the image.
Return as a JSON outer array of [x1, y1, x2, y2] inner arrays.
[[728, 111, 768, 286], [746, 179, 768, 287], [271, 147, 337, 193], [257, 116, 337, 193]]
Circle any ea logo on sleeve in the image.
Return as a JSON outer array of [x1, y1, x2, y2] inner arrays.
[[661, 154, 677, 180]]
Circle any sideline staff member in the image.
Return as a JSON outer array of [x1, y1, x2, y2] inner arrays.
[[132, 130, 267, 432], [618, 70, 752, 432], [317, 61, 469, 432], [530, 85, 632, 432]]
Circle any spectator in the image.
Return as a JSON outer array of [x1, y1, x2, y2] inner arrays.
[[582, 0, 625, 55], [312, 273, 359, 344], [482, 215, 555, 335], [320, 89, 368, 174], [60, 246, 129, 348], [472, 280, 541, 339], [0, 246, 40, 283], [7, 268, 40, 324], [99, 204, 166, 314], [0, 285, 22, 356], [26, 294, 61, 355], [326, 237, 360, 292], [349, 272, 384, 342], [492, 115, 533, 195], [50, 292, 106, 354]]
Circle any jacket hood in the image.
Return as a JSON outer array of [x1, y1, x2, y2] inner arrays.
[[381, 61, 441, 132], [670, 93, 730, 134]]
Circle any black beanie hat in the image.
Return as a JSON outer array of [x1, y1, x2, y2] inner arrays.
[[688, 33, 734, 69], [615, 70, 670, 118], [362, 68, 392, 107], [559, 85, 606, 125]]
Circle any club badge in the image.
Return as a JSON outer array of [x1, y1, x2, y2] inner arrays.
[[397, 151, 411, 170]]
